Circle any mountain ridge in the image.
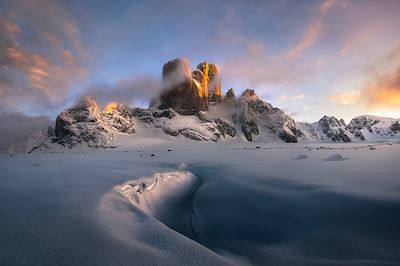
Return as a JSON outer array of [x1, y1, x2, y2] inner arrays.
[[5, 58, 400, 154]]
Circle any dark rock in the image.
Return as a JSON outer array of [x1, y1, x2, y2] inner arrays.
[[390, 121, 400, 132], [179, 129, 209, 141], [163, 127, 180, 136], [132, 108, 154, 123], [318, 116, 351, 142], [159, 58, 208, 115], [152, 109, 176, 119], [279, 129, 298, 143], [224, 88, 236, 107], [241, 119, 259, 141], [214, 119, 237, 137]]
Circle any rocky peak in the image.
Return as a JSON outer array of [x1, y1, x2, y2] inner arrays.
[[54, 97, 136, 148], [158, 58, 208, 115], [54, 97, 111, 147], [197, 62, 222, 103], [316, 116, 351, 142], [240, 89, 259, 102], [161, 58, 193, 90], [319, 116, 346, 127], [223, 88, 236, 107]]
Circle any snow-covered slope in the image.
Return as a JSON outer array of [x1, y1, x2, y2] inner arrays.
[[348, 115, 400, 140], [237, 89, 302, 142], [298, 115, 400, 143], [298, 116, 352, 143]]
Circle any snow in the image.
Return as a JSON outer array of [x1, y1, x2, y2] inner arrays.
[[115, 171, 199, 214], [293, 154, 308, 160], [323, 153, 346, 161], [1, 140, 400, 265]]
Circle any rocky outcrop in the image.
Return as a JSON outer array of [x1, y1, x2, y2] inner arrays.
[[223, 88, 236, 108], [158, 58, 208, 115], [237, 89, 301, 142], [298, 116, 352, 142], [54, 97, 136, 148], [197, 62, 222, 104], [102, 103, 136, 134], [157, 58, 223, 114], [317, 116, 351, 142], [133, 106, 235, 142], [54, 97, 113, 148]]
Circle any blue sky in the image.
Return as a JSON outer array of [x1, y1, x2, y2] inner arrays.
[[1, 0, 400, 122]]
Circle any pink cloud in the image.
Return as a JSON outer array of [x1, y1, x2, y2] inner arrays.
[[285, 17, 324, 60]]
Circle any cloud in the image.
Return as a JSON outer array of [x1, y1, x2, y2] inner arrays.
[[219, 39, 325, 91], [0, 0, 87, 113], [360, 65, 400, 110], [0, 110, 51, 151], [279, 94, 305, 101], [285, 17, 324, 60], [318, 0, 336, 13], [329, 90, 360, 105], [80, 75, 161, 109]]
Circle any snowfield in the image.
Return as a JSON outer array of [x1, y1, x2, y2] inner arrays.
[[1, 139, 400, 265]]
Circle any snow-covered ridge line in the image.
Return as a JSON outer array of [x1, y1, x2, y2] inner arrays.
[[5, 57, 400, 154]]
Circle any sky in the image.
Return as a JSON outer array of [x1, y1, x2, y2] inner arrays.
[[0, 0, 400, 147]]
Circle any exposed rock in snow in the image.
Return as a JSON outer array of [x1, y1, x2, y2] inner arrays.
[[6, 128, 53, 155], [54, 97, 136, 148], [347, 115, 400, 140], [223, 88, 236, 108], [132, 107, 235, 142], [237, 89, 302, 142], [299, 116, 352, 142], [54, 97, 113, 148], [317, 116, 351, 142], [102, 103, 135, 134]]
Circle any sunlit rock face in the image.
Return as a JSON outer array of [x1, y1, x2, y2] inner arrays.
[[159, 58, 208, 115], [54, 98, 136, 148], [55, 97, 113, 147], [158, 59, 222, 115], [197, 62, 222, 104], [102, 104, 135, 134]]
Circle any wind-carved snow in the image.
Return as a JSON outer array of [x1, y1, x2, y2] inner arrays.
[[115, 171, 199, 215]]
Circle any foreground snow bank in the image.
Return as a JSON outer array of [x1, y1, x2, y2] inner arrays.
[[115, 171, 199, 215]]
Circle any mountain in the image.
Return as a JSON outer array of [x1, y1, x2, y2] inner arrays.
[[298, 116, 352, 142], [298, 115, 400, 142], [5, 58, 400, 154]]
